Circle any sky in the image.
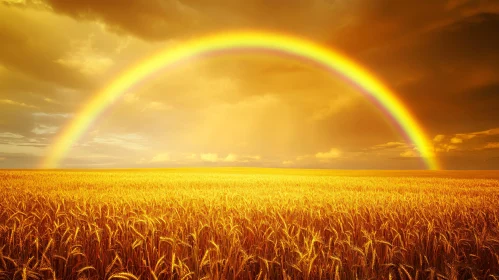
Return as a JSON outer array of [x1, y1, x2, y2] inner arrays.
[[1, 0, 499, 169]]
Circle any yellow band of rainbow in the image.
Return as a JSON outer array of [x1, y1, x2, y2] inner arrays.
[[41, 31, 439, 169]]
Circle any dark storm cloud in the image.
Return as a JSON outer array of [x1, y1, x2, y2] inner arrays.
[[354, 11, 499, 136], [452, 83, 499, 131], [0, 4, 109, 148], [40, 0, 197, 40], [0, 5, 90, 89], [40, 0, 342, 41], [334, 0, 499, 55], [34, 0, 499, 57]]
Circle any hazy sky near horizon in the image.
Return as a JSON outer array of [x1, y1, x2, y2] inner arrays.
[[1, 0, 499, 169]]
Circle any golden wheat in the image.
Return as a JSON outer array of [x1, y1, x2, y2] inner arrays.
[[0, 168, 498, 279]]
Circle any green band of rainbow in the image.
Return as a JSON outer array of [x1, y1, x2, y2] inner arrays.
[[41, 31, 439, 169]]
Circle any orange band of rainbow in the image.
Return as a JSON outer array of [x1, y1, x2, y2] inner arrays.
[[41, 31, 439, 169]]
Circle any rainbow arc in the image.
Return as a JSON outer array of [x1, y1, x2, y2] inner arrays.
[[41, 31, 439, 170]]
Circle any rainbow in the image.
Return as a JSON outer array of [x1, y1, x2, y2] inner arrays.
[[41, 31, 439, 169]]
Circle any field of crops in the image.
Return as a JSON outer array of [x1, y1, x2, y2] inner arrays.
[[1, 168, 498, 279]]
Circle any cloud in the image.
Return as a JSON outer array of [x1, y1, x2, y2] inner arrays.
[[0, 131, 47, 155], [43, 97, 61, 105], [31, 125, 58, 135], [315, 148, 342, 160], [56, 35, 114, 76], [0, 132, 24, 139], [310, 96, 356, 121], [141, 152, 262, 165], [400, 150, 419, 158], [454, 134, 477, 141], [434, 127, 499, 151], [0, 151, 44, 168], [433, 135, 445, 142], [0, 142, 46, 157], [61, 153, 125, 167], [200, 153, 219, 162], [39, 0, 349, 42], [0, 5, 90, 89], [0, 99, 37, 108], [32, 112, 72, 118], [86, 133, 148, 151], [224, 153, 237, 162], [432, 127, 499, 157], [194, 153, 262, 163], [2, 0, 27, 4], [369, 142, 408, 151], [124, 93, 140, 103], [150, 152, 171, 163], [142, 101, 173, 112], [185, 153, 197, 160], [40, 0, 199, 40], [470, 128, 499, 137], [483, 142, 499, 150], [225, 154, 261, 163], [350, 9, 499, 136], [437, 144, 459, 153]]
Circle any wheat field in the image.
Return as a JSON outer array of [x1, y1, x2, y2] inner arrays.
[[1, 168, 498, 279]]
